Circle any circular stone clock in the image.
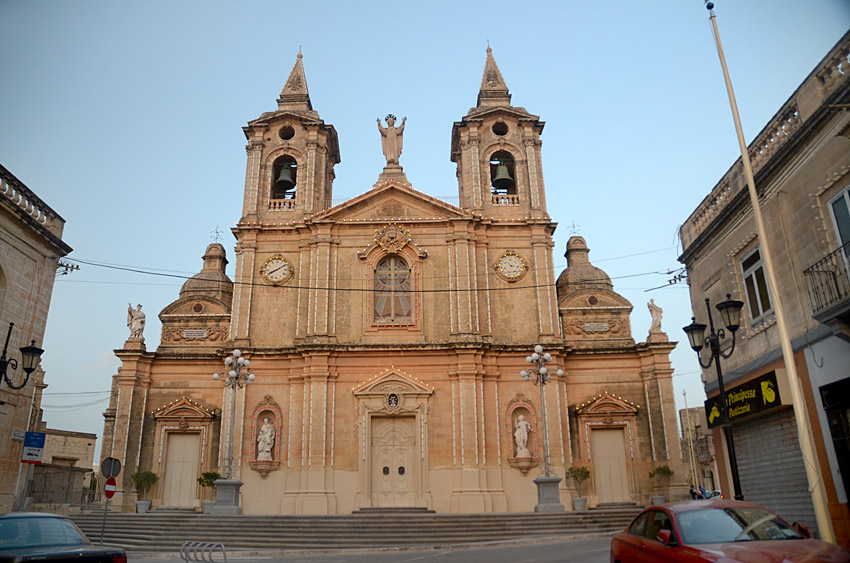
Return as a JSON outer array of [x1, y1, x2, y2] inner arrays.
[[260, 255, 294, 285], [494, 251, 528, 282]]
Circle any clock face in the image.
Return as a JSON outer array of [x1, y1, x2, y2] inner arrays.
[[497, 253, 526, 280], [261, 256, 292, 284]]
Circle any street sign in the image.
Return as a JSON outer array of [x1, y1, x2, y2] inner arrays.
[[21, 432, 46, 464], [11, 429, 25, 442], [101, 457, 121, 478], [104, 476, 117, 499]]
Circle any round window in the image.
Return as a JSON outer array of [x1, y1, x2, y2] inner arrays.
[[279, 125, 295, 140], [492, 121, 509, 136]]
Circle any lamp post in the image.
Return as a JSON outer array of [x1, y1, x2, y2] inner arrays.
[[682, 294, 744, 500], [209, 349, 254, 514], [521, 344, 565, 512], [0, 322, 44, 390]]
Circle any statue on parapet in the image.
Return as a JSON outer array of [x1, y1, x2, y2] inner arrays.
[[377, 114, 406, 166], [127, 303, 146, 341]]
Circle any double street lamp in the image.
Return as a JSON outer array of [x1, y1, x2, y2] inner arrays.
[[521, 344, 566, 513], [682, 294, 745, 501], [0, 322, 44, 390], [520, 345, 564, 478], [212, 349, 255, 480]]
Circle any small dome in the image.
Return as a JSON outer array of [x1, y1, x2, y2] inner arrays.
[[179, 243, 233, 304], [556, 236, 613, 297]]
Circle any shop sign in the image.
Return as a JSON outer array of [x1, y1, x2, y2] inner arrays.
[[705, 371, 780, 428]]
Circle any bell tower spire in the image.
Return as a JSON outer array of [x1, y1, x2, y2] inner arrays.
[[477, 46, 511, 108], [451, 47, 547, 217], [278, 52, 313, 112]]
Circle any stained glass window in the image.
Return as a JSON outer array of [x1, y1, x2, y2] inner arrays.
[[374, 256, 412, 323]]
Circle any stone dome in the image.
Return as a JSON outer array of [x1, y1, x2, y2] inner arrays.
[[179, 243, 233, 304], [556, 236, 614, 298]]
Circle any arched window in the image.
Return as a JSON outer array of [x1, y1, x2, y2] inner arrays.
[[271, 155, 298, 200], [373, 256, 412, 323], [489, 150, 516, 196]]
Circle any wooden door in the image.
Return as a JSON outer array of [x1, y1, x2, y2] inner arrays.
[[591, 428, 629, 504], [371, 417, 417, 507], [163, 433, 200, 507]]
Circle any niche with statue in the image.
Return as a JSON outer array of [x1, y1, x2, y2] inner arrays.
[[249, 395, 282, 479], [506, 394, 539, 475]]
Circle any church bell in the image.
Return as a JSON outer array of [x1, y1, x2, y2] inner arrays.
[[492, 163, 514, 190], [274, 165, 295, 191]]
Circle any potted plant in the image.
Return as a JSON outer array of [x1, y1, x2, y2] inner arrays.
[[130, 471, 158, 514], [568, 466, 591, 511], [649, 465, 674, 505], [197, 471, 221, 513]]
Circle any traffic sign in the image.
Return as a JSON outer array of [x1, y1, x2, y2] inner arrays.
[[104, 476, 117, 499], [101, 457, 121, 478], [21, 432, 46, 464]]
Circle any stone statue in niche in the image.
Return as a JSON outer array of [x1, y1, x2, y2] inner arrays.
[[257, 417, 275, 461], [514, 415, 533, 457], [648, 299, 663, 332], [377, 114, 406, 166], [127, 303, 145, 341]]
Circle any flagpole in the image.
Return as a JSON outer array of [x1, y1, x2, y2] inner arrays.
[[704, 1, 834, 543]]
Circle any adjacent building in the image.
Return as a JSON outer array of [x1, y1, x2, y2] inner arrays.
[[679, 31, 850, 543], [101, 50, 683, 514], [0, 164, 72, 512]]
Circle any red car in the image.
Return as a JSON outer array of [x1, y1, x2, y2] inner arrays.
[[611, 499, 850, 562]]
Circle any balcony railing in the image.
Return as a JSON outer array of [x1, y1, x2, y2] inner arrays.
[[804, 241, 850, 315]]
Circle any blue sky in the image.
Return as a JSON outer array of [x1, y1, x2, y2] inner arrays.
[[1, 0, 848, 461]]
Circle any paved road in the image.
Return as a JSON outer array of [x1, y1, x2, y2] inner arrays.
[[130, 536, 612, 563]]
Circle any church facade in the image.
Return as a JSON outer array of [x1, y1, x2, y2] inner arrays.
[[100, 50, 683, 514]]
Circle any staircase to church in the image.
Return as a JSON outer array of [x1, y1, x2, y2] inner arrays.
[[69, 506, 640, 554]]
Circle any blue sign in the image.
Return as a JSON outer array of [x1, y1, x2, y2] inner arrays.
[[21, 431, 46, 464]]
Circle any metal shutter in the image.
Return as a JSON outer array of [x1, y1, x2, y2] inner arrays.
[[733, 407, 818, 534]]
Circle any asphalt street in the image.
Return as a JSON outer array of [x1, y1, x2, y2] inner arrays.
[[129, 536, 612, 563]]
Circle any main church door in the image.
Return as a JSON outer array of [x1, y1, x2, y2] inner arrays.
[[591, 428, 629, 503], [371, 416, 417, 507]]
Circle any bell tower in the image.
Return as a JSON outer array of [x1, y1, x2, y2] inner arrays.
[[240, 53, 340, 224], [451, 48, 547, 217]]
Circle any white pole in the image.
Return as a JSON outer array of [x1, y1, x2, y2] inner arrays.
[[706, 3, 834, 543], [683, 390, 700, 489]]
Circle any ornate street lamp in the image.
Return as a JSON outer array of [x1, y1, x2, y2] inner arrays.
[[683, 294, 745, 500], [0, 322, 44, 390], [209, 349, 254, 515], [521, 344, 565, 512]]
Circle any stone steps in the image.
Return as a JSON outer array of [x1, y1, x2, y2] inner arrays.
[[70, 507, 640, 553]]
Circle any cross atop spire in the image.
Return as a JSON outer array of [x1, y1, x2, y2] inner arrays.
[[477, 46, 511, 108], [278, 52, 313, 111]]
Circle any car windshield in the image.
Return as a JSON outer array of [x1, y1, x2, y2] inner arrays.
[[0, 517, 89, 550], [676, 507, 804, 544]]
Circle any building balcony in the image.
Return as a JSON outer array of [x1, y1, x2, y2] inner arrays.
[[804, 241, 850, 339]]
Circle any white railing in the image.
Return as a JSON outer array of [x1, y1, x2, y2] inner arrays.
[[0, 168, 64, 238], [681, 32, 850, 251]]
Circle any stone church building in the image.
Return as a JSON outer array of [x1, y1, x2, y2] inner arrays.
[[101, 50, 683, 514]]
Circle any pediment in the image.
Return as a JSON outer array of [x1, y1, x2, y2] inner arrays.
[[352, 368, 434, 397], [559, 290, 632, 311], [151, 396, 219, 421], [575, 392, 640, 416], [159, 296, 232, 317], [315, 183, 467, 223]]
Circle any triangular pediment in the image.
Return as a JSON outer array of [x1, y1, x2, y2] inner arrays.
[[315, 183, 467, 222], [151, 396, 219, 421], [575, 392, 640, 416], [352, 368, 434, 396]]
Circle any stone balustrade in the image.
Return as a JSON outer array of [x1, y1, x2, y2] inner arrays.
[[491, 194, 520, 206], [681, 33, 849, 252], [0, 165, 65, 239]]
